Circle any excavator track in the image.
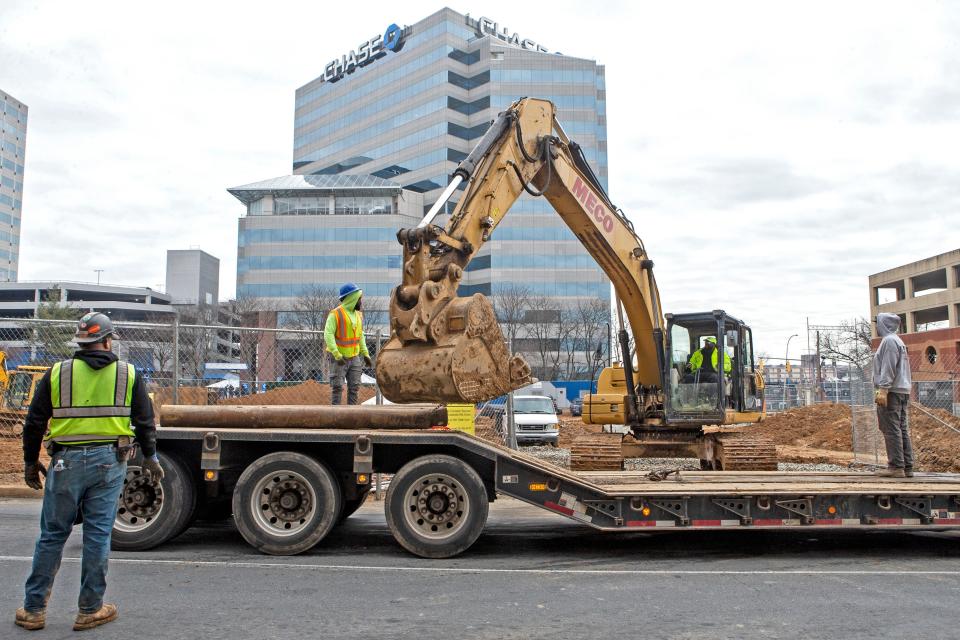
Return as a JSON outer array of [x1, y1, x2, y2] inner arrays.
[[570, 434, 624, 471], [710, 433, 778, 471]]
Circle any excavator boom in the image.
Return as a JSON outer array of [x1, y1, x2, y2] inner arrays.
[[376, 98, 663, 405]]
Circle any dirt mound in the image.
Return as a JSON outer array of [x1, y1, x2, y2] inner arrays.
[[216, 380, 375, 407], [749, 404, 853, 450], [558, 415, 602, 447], [0, 438, 49, 477], [909, 406, 960, 473], [744, 403, 960, 473]]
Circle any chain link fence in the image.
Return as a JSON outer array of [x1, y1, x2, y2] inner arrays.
[[0, 317, 384, 439], [850, 351, 960, 465]]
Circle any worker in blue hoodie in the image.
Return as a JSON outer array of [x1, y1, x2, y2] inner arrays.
[[874, 313, 914, 478]]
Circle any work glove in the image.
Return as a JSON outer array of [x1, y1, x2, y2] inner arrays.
[[333, 353, 344, 363], [24, 461, 46, 490], [141, 455, 165, 483], [363, 354, 373, 368], [875, 388, 889, 408]]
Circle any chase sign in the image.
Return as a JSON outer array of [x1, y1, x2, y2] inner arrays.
[[322, 23, 405, 83]]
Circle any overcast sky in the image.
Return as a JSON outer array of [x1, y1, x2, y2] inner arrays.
[[2, 0, 957, 357]]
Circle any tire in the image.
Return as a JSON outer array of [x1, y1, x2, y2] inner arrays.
[[232, 452, 341, 556], [337, 489, 370, 524], [112, 452, 197, 551], [385, 454, 489, 559]]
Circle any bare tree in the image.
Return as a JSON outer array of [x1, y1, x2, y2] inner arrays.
[[287, 286, 339, 332], [286, 285, 340, 381], [175, 305, 219, 384], [224, 297, 266, 387], [491, 284, 532, 348], [560, 307, 582, 380], [34, 287, 82, 363], [575, 298, 610, 379], [819, 318, 873, 380], [143, 312, 177, 386], [525, 296, 563, 380]]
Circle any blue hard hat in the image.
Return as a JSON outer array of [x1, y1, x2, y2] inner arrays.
[[339, 282, 361, 299]]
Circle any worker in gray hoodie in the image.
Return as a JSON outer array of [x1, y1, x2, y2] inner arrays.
[[873, 312, 914, 478]]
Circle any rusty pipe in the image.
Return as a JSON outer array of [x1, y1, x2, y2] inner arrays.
[[159, 404, 448, 430]]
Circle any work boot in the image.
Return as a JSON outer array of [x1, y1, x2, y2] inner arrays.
[[875, 467, 906, 478], [73, 603, 118, 631], [14, 607, 45, 630], [904, 468, 915, 478]]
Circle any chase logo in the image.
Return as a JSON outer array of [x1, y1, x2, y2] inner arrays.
[[323, 23, 405, 83]]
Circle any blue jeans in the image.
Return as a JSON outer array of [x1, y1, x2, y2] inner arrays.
[[23, 445, 126, 613]]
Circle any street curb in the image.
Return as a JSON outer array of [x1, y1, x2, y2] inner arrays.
[[0, 485, 41, 499]]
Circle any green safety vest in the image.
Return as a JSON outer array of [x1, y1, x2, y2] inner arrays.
[[45, 358, 136, 445], [689, 346, 732, 374]]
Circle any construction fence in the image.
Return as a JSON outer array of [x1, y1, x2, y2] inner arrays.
[[846, 352, 960, 466], [0, 317, 384, 438], [0, 316, 957, 467]]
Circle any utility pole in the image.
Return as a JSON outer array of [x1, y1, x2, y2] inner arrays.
[[816, 330, 824, 402], [94, 269, 104, 285]]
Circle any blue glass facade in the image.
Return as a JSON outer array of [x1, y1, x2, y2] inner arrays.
[[287, 8, 610, 322], [228, 6, 612, 358], [0, 90, 26, 282]]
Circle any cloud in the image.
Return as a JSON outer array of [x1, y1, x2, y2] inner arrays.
[[2, 0, 959, 359], [653, 158, 834, 209]]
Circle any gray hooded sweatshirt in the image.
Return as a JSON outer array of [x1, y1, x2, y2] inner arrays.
[[873, 313, 911, 394]]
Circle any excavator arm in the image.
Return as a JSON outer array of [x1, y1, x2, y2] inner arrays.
[[376, 98, 664, 409]]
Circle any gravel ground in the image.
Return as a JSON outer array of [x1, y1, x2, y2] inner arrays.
[[521, 445, 847, 473]]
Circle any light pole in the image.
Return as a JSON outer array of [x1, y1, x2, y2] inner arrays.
[[94, 269, 104, 285], [605, 321, 612, 367]]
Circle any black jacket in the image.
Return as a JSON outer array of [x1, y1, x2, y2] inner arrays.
[[22, 349, 157, 463]]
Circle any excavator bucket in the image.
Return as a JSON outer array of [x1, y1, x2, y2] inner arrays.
[[376, 293, 535, 404]]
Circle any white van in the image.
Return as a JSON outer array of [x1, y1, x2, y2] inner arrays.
[[513, 395, 560, 446]]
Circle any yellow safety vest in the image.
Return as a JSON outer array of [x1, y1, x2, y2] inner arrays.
[[46, 358, 135, 445]]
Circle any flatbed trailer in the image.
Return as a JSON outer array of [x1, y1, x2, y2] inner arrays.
[[112, 425, 960, 558]]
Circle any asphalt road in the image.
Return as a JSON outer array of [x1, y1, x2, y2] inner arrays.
[[1, 497, 958, 639]]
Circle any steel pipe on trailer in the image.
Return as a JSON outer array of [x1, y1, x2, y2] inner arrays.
[[159, 404, 448, 430]]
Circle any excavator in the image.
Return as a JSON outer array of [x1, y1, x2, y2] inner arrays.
[[0, 351, 48, 433], [376, 98, 776, 471]]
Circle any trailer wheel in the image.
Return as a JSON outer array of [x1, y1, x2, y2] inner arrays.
[[385, 454, 488, 558], [232, 452, 341, 556], [112, 452, 197, 551]]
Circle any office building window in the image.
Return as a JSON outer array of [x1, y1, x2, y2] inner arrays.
[[333, 196, 393, 215], [275, 196, 330, 215]]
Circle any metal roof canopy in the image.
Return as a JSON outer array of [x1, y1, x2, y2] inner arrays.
[[227, 174, 403, 205]]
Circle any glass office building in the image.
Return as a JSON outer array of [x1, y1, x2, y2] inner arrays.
[[293, 8, 610, 309], [228, 174, 422, 327], [0, 90, 26, 282]]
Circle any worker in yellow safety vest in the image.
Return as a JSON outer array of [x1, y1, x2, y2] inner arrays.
[[324, 283, 372, 405], [686, 336, 732, 383], [17, 312, 160, 631]]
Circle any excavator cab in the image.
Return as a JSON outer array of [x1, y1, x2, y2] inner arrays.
[[664, 311, 764, 425]]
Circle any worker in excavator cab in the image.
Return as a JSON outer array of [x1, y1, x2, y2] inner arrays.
[[324, 283, 372, 405], [685, 336, 731, 383]]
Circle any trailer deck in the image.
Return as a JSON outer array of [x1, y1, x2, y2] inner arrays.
[[156, 426, 960, 537]]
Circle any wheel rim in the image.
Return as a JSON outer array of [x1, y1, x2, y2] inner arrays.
[[250, 470, 317, 537], [115, 466, 164, 533], [402, 473, 471, 540]]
